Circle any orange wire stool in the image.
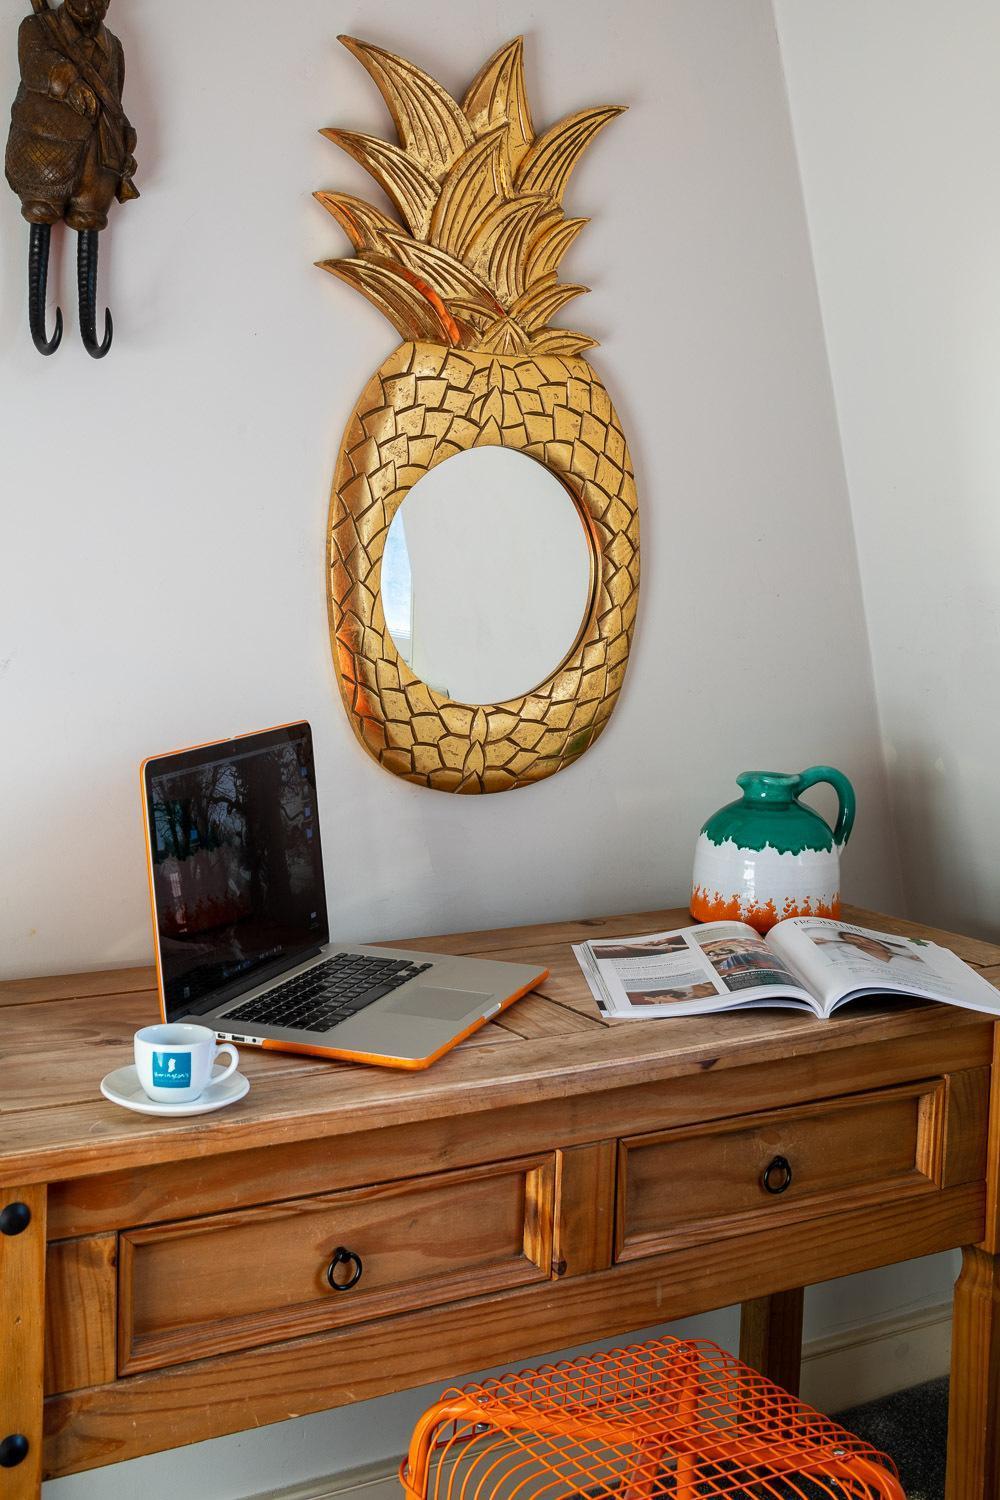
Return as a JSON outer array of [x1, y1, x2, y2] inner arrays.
[[400, 1336, 904, 1499]]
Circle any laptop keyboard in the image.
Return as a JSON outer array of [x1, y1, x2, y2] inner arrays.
[[223, 954, 433, 1034]]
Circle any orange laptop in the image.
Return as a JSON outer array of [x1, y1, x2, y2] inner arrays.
[[140, 723, 546, 1069]]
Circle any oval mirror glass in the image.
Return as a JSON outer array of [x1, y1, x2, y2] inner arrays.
[[381, 448, 593, 706]]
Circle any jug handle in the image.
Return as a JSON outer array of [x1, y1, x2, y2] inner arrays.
[[797, 766, 856, 848]]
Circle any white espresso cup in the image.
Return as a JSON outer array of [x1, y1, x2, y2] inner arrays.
[[134, 1023, 239, 1104]]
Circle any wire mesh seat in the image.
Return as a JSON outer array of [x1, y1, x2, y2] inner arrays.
[[400, 1335, 904, 1499]]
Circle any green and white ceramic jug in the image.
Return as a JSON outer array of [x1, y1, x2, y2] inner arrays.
[[690, 767, 856, 933]]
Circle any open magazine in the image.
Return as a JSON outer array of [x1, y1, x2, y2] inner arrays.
[[573, 916, 1000, 1021]]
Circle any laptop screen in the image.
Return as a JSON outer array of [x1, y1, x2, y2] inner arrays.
[[143, 723, 329, 1019]]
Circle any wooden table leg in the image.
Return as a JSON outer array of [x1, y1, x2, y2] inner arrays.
[[739, 1288, 804, 1396], [0, 1185, 46, 1499], [947, 1244, 1000, 1499]]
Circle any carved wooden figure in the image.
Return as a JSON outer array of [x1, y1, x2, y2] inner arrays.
[[5, 0, 138, 357]]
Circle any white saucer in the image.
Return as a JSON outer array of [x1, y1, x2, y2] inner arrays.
[[100, 1064, 250, 1117]]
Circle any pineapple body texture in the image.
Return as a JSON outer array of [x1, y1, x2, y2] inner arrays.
[[328, 342, 638, 792]]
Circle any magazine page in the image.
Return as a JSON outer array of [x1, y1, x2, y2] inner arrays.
[[572, 921, 817, 1019], [768, 917, 1000, 1018]]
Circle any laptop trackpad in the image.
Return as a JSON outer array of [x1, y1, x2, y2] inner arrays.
[[387, 987, 492, 1023]]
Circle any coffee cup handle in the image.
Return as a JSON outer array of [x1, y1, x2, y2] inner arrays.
[[211, 1042, 240, 1086]]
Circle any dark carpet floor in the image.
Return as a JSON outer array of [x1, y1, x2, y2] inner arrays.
[[835, 1376, 948, 1499]]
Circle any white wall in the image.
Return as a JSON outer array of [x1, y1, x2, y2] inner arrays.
[[0, 0, 908, 1494], [1, 0, 899, 981], [774, 0, 1000, 942], [772, 0, 1000, 1424]]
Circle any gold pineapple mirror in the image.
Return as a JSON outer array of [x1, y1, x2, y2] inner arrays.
[[317, 35, 639, 794]]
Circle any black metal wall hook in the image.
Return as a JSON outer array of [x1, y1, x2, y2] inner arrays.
[[27, 222, 62, 355], [77, 229, 112, 359]]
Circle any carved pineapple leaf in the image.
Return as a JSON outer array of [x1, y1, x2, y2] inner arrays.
[[338, 36, 474, 178], [462, 36, 535, 171], [510, 276, 589, 332], [466, 197, 548, 305], [429, 128, 513, 258], [320, 129, 439, 239], [317, 258, 448, 342], [387, 234, 502, 314], [515, 106, 625, 203], [313, 193, 401, 256], [317, 39, 625, 354], [528, 328, 599, 355], [525, 216, 588, 285]]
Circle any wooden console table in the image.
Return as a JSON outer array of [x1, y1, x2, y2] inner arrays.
[[4, 905, 1000, 1498]]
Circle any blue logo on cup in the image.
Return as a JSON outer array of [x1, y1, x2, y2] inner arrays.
[[152, 1051, 191, 1088]]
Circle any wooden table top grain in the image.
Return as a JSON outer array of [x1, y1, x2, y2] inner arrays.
[[3, 904, 997, 1190]]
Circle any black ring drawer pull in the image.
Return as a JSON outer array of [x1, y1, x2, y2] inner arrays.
[[761, 1155, 793, 1195], [326, 1246, 364, 1291]]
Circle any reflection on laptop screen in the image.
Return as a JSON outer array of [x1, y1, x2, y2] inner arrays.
[[146, 725, 329, 1017]]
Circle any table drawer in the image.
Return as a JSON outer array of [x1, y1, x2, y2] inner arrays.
[[119, 1155, 555, 1374], [616, 1076, 976, 1262]]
